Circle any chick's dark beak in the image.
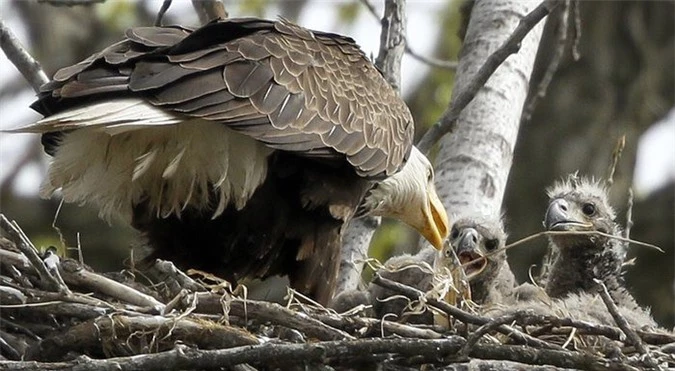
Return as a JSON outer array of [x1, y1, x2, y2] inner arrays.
[[545, 198, 592, 231]]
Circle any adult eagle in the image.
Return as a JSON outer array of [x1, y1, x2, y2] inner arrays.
[[13, 18, 449, 304]]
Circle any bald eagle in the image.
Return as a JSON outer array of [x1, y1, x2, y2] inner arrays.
[[11, 18, 449, 304]]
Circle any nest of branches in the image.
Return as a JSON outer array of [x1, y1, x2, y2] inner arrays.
[[0, 214, 672, 371]]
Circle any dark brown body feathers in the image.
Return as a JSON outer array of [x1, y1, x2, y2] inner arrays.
[[28, 18, 416, 304]]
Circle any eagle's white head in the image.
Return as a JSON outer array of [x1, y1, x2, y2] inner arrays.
[[359, 146, 449, 249]]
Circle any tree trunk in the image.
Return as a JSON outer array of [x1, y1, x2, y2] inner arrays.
[[434, 0, 546, 219]]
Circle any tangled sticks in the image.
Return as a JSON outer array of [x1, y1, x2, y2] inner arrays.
[[0, 214, 673, 370]]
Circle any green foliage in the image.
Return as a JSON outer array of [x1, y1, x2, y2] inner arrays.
[[95, 0, 139, 31], [30, 234, 67, 257], [337, 1, 361, 26], [369, 221, 410, 262], [364, 220, 413, 282], [238, 0, 270, 18]]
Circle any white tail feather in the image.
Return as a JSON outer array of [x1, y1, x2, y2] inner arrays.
[[5, 99, 183, 133], [36, 104, 272, 222]]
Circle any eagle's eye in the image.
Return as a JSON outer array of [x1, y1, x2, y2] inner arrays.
[[450, 227, 459, 239], [581, 203, 596, 216], [485, 239, 499, 251], [427, 168, 433, 182]]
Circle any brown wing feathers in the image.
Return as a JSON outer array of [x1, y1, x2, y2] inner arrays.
[[33, 18, 413, 178]]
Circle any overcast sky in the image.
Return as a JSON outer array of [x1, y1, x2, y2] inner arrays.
[[1, 0, 673, 198]]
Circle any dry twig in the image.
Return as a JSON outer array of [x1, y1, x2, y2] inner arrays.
[[0, 215, 65, 293], [371, 274, 557, 350], [595, 279, 661, 370], [359, 0, 457, 71], [154, 0, 172, 26], [522, 0, 571, 122]]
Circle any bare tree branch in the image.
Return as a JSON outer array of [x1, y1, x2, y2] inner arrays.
[[191, 0, 227, 24], [360, 0, 457, 71], [32, 315, 258, 362], [417, 0, 560, 153], [0, 336, 634, 370], [314, 312, 443, 339], [375, 0, 406, 91], [571, 0, 581, 60], [154, 0, 172, 26], [0, 17, 49, 92], [1, 338, 467, 370], [522, 0, 571, 122], [595, 279, 660, 370], [405, 44, 458, 70], [60, 259, 166, 312]]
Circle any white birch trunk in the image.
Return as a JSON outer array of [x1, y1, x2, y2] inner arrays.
[[434, 0, 546, 219]]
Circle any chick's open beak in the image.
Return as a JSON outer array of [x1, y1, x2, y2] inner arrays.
[[419, 187, 449, 250]]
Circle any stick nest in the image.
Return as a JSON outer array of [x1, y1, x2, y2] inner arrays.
[[0, 214, 672, 370]]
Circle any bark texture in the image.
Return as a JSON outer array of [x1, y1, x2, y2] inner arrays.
[[434, 0, 546, 219]]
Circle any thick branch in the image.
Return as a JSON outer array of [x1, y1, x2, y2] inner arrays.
[[360, 0, 457, 70], [375, 0, 406, 91], [0, 337, 634, 370], [60, 259, 166, 313], [195, 293, 353, 341], [1, 338, 467, 370], [417, 0, 559, 153], [314, 312, 443, 339], [0, 17, 49, 92], [29, 315, 258, 362]]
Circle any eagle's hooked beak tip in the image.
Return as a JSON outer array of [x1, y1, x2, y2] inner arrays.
[[420, 189, 449, 250]]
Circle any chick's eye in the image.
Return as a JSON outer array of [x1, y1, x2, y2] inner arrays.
[[450, 227, 459, 239], [485, 239, 499, 251], [582, 203, 596, 216], [427, 169, 433, 182]]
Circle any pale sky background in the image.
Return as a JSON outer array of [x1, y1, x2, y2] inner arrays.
[[1, 0, 673, 199]]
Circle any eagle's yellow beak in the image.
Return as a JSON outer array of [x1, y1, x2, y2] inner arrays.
[[418, 187, 449, 250]]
